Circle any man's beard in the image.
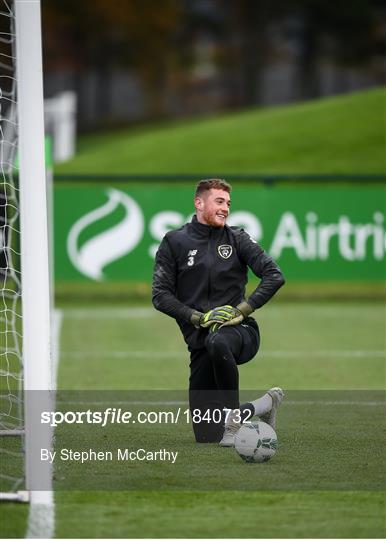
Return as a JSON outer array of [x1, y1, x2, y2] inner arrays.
[[202, 209, 226, 227]]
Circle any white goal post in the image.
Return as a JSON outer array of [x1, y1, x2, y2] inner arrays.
[[0, 0, 53, 515]]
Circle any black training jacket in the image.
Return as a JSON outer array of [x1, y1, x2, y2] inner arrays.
[[152, 215, 285, 349]]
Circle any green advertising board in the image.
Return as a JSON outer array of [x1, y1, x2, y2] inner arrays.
[[54, 183, 386, 282]]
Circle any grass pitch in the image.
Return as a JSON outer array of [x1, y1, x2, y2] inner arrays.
[[1, 300, 385, 538], [55, 87, 385, 175]]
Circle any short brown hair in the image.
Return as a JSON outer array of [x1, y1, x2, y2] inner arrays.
[[195, 178, 232, 198]]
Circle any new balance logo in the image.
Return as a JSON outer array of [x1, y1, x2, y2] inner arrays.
[[187, 249, 197, 266]]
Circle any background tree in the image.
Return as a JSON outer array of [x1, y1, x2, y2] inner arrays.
[[42, 0, 181, 120]]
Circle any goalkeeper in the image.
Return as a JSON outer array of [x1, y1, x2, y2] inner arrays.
[[152, 178, 285, 445]]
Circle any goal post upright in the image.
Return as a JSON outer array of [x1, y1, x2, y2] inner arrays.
[[15, 0, 53, 504]]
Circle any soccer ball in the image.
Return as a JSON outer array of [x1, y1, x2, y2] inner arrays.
[[234, 421, 278, 463]]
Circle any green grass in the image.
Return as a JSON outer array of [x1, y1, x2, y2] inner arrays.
[[55, 492, 384, 539], [1, 300, 385, 538], [55, 87, 385, 175], [54, 280, 386, 303], [47, 388, 384, 492], [57, 302, 385, 391]]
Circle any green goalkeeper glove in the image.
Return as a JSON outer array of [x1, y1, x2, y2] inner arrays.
[[218, 301, 254, 327], [201, 305, 238, 327], [190, 305, 237, 329], [209, 322, 221, 333]]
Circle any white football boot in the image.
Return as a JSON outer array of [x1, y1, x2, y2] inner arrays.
[[260, 387, 284, 430], [219, 409, 240, 447]]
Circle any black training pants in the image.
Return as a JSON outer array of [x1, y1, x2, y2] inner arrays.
[[188, 320, 260, 443]]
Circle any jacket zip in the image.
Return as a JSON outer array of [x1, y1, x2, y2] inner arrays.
[[206, 228, 213, 310]]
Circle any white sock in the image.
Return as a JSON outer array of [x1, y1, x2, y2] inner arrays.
[[250, 393, 273, 416]]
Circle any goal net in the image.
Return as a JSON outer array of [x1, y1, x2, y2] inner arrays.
[[0, 0, 25, 497], [0, 0, 53, 513]]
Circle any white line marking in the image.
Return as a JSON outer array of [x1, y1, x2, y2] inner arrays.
[[62, 350, 182, 359], [62, 307, 156, 319], [56, 400, 385, 407], [261, 350, 385, 358], [26, 496, 55, 539], [26, 309, 62, 539], [60, 349, 385, 359], [61, 305, 386, 322]]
